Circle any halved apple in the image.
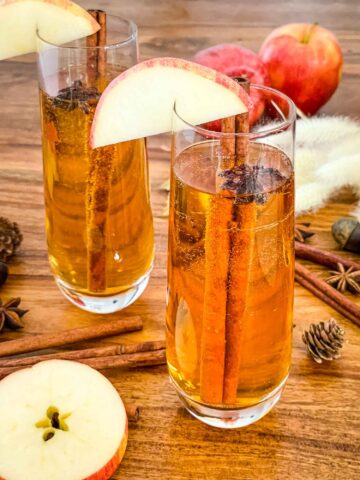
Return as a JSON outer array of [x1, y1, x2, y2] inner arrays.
[[90, 57, 249, 148], [0, 0, 99, 61], [0, 360, 128, 480]]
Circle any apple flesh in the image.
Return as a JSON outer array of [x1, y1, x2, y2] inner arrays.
[[193, 44, 270, 126], [0, 0, 99, 61], [259, 23, 343, 115], [0, 360, 128, 480], [90, 57, 249, 148]]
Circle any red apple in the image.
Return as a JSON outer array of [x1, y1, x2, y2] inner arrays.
[[193, 44, 270, 127], [259, 23, 343, 115], [90, 57, 249, 148]]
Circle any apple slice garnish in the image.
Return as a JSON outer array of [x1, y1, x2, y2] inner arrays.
[[0, 0, 99, 61], [90, 57, 249, 148], [0, 360, 128, 480]]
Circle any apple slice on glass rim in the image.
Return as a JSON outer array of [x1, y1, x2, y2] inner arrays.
[[0, 0, 100, 61], [90, 57, 250, 148], [0, 360, 128, 480]]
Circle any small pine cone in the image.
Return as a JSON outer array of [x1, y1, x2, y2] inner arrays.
[[302, 319, 345, 364], [0, 217, 23, 262]]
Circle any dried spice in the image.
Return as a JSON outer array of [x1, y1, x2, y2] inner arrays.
[[219, 164, 285, 205], [0, 217, 23, 262], [0, 298, 28, 333], [53, 80, 100, 114], [302, 318, 345, 364], [0, 262, 8, 288], [325, 262, 360, 294], [294, 222, 315, 243]]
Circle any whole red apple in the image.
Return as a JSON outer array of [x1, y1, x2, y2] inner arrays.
[[193, 44, 270, 127], [259, 23, 343, 115]]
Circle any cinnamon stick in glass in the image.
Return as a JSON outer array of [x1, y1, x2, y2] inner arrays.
[[200, 195, 232, 404], [223, 77, 255, 404], [200, 77, 253, 404], [86, 10, 111, 293], [86, 10, 106, 87]]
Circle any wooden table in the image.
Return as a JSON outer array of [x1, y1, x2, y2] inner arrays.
[[0, 1, 359, 478]]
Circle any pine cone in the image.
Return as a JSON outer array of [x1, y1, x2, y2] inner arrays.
[[0, 217, 23, 262], [302, 319, 345, 364]]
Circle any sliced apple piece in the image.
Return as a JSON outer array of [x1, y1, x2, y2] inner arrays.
[[90, 57, 249, 148], [0, 0, 99, 61], [0, 360, 127, 480]]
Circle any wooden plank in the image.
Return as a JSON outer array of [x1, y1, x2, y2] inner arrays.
[[0, 1, 359, 478]]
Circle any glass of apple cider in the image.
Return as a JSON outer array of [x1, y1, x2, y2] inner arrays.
[[167, 85, 295, 428], [36, 15, 154, 313]]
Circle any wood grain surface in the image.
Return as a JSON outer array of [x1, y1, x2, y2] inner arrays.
[[0, 1, 359, 479]]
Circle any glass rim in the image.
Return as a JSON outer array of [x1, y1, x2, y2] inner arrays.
[[36, 14, 137, 50], [173, 84, 296, 140]]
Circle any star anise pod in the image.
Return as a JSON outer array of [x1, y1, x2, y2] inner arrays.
[[0, 297, 28, 332], [325, 262, 360, 294], [295, 222, 315, 242], [219, 164, 285, 205]]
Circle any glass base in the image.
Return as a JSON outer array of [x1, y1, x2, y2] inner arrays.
[[55, 269, 152, 314], [172, 376, 288, 429]]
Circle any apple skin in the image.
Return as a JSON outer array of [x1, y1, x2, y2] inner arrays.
[[193, 44, 270, 84], [84, 424, 128, 480], [259, 23, 343, 115], [193, 44, 269, 128]]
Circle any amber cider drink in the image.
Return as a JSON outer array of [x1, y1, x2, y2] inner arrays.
[[166, 140, 294, 416], [40, 84, 153, 308]]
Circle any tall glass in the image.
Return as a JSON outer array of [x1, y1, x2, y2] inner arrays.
[[167, 85, 295, 428], [37, 16, 154, 313]]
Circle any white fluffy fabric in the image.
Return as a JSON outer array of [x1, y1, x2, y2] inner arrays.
[[295, 116, 360, 219]]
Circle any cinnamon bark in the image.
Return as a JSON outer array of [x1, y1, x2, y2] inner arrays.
[[0, 340, 164, 368], [200, 196, 232, 404], [0, 317, 142, 358], [86, 10, 106, 86], [223, 77, 254, 404], [295, 273, 360, 326], [0, 349, 166, 379], [295, 262, 360, 327], [125, 403, 141, 423], [200, 77, 253, 404], [86, 10, 111, 293], [295, 242, 360, 271]]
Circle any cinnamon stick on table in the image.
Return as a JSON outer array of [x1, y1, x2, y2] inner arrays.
[[86, 10, 112, 293], [0, 316, 142, 358], [200, 77, 254, 405], [125, 403, 141, 423], [295, 272, 360, 327], [0, 340, 165, 368], [295, 242, 360, 271], [0, 349, 167, 379], [295, 261, 360, 327]]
